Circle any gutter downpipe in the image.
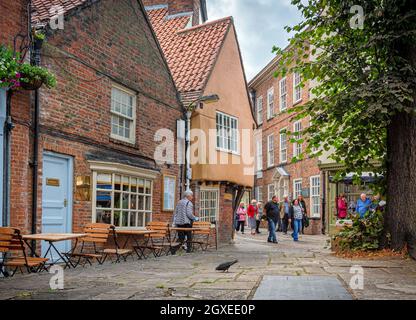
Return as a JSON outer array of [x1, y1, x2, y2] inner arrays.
[[30, 36, 43, 255], [185, 110, 192, 192], [4, 90, 14, 227]]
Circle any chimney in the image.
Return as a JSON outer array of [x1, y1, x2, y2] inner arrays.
[[144, 0, 207, 26]]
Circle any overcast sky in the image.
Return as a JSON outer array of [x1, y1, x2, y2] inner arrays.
[[207, 0, 302, 81]]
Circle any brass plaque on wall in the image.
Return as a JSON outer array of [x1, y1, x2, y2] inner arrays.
[[223, 193, 233, 201], [46, 178, 60, 187]]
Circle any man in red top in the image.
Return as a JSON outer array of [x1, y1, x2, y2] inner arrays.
[[247, 200, 258, 235]]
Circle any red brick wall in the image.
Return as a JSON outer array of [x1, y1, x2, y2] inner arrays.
[[251, 66, 323, 235], [7, 0, 184, 236]]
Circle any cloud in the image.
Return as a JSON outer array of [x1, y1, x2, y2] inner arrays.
[[207, 0, 302, 81]]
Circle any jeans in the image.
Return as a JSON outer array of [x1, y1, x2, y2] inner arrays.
[[292, 219, 302, 241], [268, 218, 277, 242]]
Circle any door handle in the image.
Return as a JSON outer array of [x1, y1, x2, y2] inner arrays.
[[64, 199, 68, 207]]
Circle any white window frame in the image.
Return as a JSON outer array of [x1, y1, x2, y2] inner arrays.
[[110, 85, 137, 144], [199, 188, 219, 223], [293, 121, 302, 157], [256, 138, 263, 172], [310, 176, 321, 218], [92, 171, 154, 229], [256, 96, 263, 125], [279, 77, 287, 111], [268, 184, 275, 201], [293, 72, 302, 104], [293, 179, 302, 199], [216, 111, 239, 154], [255, 186, 263, 203], [267, 87, 274, 119], [267, 134, 274, 168], [279, 129, 287, 164]]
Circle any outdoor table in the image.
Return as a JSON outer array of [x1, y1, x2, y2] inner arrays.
[[22, 233, 87, 269], [116, 229, 159, 259], [169, 227, 205, 253]]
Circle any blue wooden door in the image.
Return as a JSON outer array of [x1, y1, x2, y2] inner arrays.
[[0, 89, 6, 227], [41, 153, 73, 260]]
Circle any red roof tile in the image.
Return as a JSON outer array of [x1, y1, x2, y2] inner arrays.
[[146, 7, 232, 98], [32, 0, 89, 23]]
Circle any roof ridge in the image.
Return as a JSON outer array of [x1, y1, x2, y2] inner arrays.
[[177, 16, 232, 34]]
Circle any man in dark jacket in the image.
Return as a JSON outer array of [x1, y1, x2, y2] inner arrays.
[[264, 196, 280, 243]]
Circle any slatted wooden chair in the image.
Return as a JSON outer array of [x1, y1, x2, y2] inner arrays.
[[66, 223, 131, 267], [134, 222, 179, 258], [190, 221, 211, 252], [102, 225, 133, 263], [0, 227, 48, 277]]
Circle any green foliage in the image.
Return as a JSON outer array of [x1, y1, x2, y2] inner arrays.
[[334, 210, 385, 251], [274, 0, 416, 189], [0, 45, 56, 89], [19, 62, 56, 89], [0, 46, 20, 88]]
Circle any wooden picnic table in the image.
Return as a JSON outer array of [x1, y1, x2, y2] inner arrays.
[[22, 233, 87, 269]]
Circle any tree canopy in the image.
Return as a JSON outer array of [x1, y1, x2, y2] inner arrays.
[[274, 0, 416, 188]]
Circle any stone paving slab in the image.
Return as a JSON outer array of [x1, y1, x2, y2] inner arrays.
[[1, 230, 415, 300], [253, 276, 352, 300]]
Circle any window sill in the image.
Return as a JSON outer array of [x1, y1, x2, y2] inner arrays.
[[293, 99, 303, 107], [110, 135, 136, 147], [216, 148, 240, 156]]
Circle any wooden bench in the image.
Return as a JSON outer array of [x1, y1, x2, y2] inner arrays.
[[190, 222, 211, 252], [0, 227, 48, 277]]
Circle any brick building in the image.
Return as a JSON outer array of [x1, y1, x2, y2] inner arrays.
[[249, 54, 324, 235], [2, 0, 184, 255], [143, 0, 256, 243], [0, 0, 32, 229]]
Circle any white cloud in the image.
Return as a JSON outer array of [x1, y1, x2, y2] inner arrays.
[[207, 0, 301, 81]]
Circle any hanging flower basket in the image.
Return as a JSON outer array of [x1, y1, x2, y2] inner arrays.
[[20, 77, 44, 90], [0, 45, 56, 91]]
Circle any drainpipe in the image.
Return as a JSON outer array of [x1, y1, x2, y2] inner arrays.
[[185, 110, 192, 191], [30, 36, 43, 253], [3, 90, 14, 227]]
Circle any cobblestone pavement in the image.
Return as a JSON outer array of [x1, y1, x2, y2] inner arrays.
[[1, 231, 416, 300]]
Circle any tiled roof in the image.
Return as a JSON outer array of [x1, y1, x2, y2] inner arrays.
[[147, 7, 232, 97], [32, 0, 90, 23]]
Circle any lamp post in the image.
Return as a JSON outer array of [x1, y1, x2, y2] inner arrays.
[[185, 94, 219, 191]]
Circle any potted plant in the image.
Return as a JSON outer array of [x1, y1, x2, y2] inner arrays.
[[18, 62, 56, 90], [0, 45, 56, 91]]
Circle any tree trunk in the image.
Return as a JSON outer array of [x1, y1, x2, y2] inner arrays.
[[386, 112, 416, 258], [386, 15, 416, 258]]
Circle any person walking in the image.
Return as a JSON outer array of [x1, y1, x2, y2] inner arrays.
[[256, 202, 263, 234], [172, 190, 199, 253], [290, 199, 303, 242], [247, 200, 258, 235], [356, 193, 372, 218], [282, 196, 292, 235], [264, 196, 280, 244], [297, 195, 307, 234], [337, 193, 348, 219], [236, 203, 247, 234]]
